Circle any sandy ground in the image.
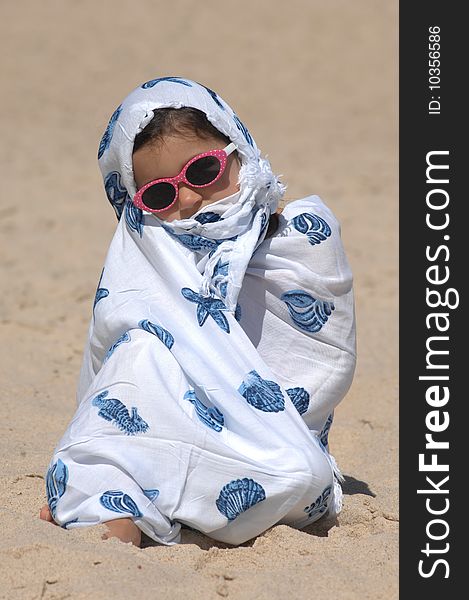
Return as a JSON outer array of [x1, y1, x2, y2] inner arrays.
[[0, 1, 398, 598]]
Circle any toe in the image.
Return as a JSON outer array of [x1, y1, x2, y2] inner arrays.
[[39, 505, 55, 523]]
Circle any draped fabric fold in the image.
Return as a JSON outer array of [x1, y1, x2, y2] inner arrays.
[[46, 78, 356, 545]]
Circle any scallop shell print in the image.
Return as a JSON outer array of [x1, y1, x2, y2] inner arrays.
[[46, 459, 69, 519], [281, 290, 335, 333], [216, 478, 266, 521], [183, 390, 225, 432], [138, 319, 174, 350], [238, 370, 285, 412], [286, 387, 310, 415], [99, 491, 142, 518], [291, 212, 331, 246]]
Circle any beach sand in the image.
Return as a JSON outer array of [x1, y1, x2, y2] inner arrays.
[[0, 1, 398, 598]]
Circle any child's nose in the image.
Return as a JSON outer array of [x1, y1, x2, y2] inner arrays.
[[178, 183, 203, 208]]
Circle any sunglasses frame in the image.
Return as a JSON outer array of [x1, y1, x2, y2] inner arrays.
[[133, 142, 237, 213]]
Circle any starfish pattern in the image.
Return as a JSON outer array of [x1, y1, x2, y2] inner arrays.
[[181, 287, 231, 333]]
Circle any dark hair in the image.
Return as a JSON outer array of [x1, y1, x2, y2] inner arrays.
[[133, 107, 232, 153]]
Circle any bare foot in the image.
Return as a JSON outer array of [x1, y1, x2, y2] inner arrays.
[[102, 518, 142, 547], [39, 504, 141, 547], [40, 505, 57, 524]]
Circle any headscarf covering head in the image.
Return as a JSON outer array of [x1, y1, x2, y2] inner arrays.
[[98, 76, 285, 216], [97, 77, 286, 311]]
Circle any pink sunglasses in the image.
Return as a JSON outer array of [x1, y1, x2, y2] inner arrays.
[[133, 142, 237, 213]]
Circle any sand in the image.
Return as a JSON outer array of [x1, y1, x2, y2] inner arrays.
[[0, 1, 398, 598]]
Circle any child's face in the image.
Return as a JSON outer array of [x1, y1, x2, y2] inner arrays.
[[132, 134, 241, 221]]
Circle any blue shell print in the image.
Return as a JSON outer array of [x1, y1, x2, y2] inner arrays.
[[99, 491, 142, 518], [303, 485, 332, 519], [212, 260, 242, 321], [138, 319, 174, 350], [142, 489, 160, 502], [62, 518, 79, 529], [98, 104, 122, 159], [238, 370, 285, 413], [281, 290, 335, 333], [232, 113, 254, 146], [93, 268, 109, 312], [162, 226, 220, 253], [319, 413, 334, 448], [198, 83, 225, 110], [104, 171, 129, 220], [181, 287, 230, 333], [213, 259, 229, 298], [125, 199, 144, 237], [194, 211, 222, 225], [291, 213, 331, 246], [46, 459, 69, 519], [104, 331, 131, 363], [141, 77, 192, 89], [92, 390, 149, 435], [184, 390, 225, 432], [216, 478, 266, 521], [286, 387, 310, 416]]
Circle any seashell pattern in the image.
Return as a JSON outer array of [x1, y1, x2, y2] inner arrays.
[[286, 387, 310, 415], [92, 390, 149, 435], [99, 490, 143, 518], [238, 370, 285, 412], [194, 211, 223, 225], [46, 459, 69, 519], [281, 290, 335, 333], [93, 268, 109, 312], [216, 477, 266, 521], [183, 390, 225, 432], [319, 413, 334, 448], [303, 485, 332, 519], [104, 171, 129, 220], [232, 113, 254, 146], [125, 199, 144, 237], [138, 319, 174, 350], [162, 224, 220, 253], [141, 77, 193, 89], [104, 331, 131, 363], [142, 489, 160, 502], [98, 104, 122, 159], [291, 212, 331, 246], [199, 84, 226, 110], [212, 260, 242, 320], [61, 518, 79, 529]]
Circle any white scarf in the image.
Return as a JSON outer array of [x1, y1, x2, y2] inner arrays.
[[46, 78, 356, 546], [99, 76, 286, 312]]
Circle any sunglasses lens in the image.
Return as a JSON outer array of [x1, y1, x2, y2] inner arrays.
[[141, 182, 176, 210], [186, 156, 221, 185]]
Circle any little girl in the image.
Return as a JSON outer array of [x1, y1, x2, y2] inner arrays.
[[40, 77, 356, 547]]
